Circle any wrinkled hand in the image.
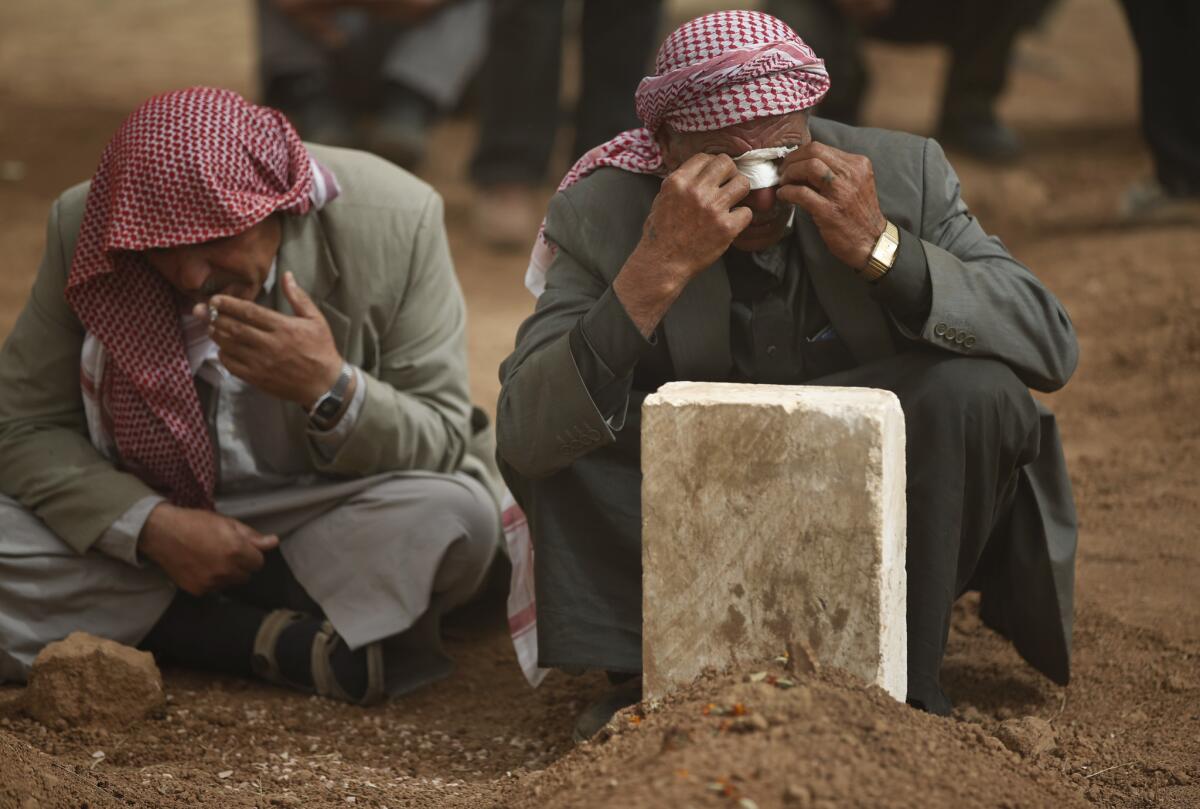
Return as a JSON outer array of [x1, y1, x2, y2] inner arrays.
[[777, 141, 887, 270], [139, 504, 279, 596], [198, 272, 343, 409], [613, 154, 752, 336], [636, 153, 753, 282]]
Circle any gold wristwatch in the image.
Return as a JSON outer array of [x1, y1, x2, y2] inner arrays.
[[860, 220, 900, 281]]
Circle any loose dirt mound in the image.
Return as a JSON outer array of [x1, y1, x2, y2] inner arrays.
[[502, 662, 1090, 809], [0, 730, 121, 808]]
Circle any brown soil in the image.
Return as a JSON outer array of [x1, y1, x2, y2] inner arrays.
[[1, 1, 1198, 807]]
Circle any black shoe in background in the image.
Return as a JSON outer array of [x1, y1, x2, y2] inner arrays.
[[573, 677, 642, 742], [937, 118, 1023, 163]]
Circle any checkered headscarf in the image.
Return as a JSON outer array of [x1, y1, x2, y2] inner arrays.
[[66, 87, 320, 509], [525, 10, 829, 295]]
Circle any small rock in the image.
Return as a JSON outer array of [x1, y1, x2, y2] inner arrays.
[[730, 713, 770, 733], [956, 705, 985, 724], [1124, 709, 1149, 724], [660, 726, 691, 752], [26, 633, 164, 729], [994, 716, 1056, 758], [783, 783, 813, 806], [1164, 672, 1191, 693]]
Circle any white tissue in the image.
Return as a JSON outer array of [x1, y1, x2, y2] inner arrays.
[[732, 146, 797, 190]]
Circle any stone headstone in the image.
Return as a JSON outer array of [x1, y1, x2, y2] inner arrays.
[[25, 632, 164, 729], [641, 382, 907, 701]]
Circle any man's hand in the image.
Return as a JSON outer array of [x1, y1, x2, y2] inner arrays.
[[614, 154, 753, 336], [200, 272, 346, 409], [777, 142, 888, 270], [139, 504, 279, 596]]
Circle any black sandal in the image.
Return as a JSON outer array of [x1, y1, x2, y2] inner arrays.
[[251, 609, 386, 706]]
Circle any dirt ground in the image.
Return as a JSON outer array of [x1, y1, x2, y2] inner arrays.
[[1, 0, 1198, 807]]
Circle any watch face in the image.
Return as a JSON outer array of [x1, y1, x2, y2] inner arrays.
[[316, 397, 341, 419]]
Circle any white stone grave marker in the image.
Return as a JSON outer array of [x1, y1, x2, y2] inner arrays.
[[641, 382, 907, 701]]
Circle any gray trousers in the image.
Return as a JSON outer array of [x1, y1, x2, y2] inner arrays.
[[0, 472, 499, 693], [256, 0, 488, 110]]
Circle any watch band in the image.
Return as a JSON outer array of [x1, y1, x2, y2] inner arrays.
[[307, 362, 353, 430], [860, 220, 900, 282]]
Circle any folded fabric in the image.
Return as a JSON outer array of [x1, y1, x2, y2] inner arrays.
[[733, 145, 797, 190]]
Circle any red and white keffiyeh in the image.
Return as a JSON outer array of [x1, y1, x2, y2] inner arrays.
[[67, 87, 329, 509], [524, 10, 830, 296]]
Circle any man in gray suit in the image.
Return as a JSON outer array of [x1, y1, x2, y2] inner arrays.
[[497, 11, 1078, 736]]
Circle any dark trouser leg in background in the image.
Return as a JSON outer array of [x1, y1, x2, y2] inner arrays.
[[875, 0, 1052, 158], [469, 0, 565, 187], [1118, 0, 1200, 195], [765, 0, 867, 125], [575, 0, 663, 157], [504, 352, 1042, 714]]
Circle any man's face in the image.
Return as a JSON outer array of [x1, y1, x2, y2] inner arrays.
[[144, 215, 283, 305], [657, 112, 812, 253]]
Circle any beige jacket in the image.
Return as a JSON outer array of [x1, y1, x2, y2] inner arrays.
[[0, 144, 500, 554]]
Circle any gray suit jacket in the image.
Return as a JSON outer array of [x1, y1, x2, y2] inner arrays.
[[0, 144, 500, 554], [497, 118, 1079, 684], [498, 118, 1078, 479]]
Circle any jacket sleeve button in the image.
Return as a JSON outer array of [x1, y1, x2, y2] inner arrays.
[[964, 335, 976, 349], [945, 327, 957, 340], [934, 323, 948, 337]]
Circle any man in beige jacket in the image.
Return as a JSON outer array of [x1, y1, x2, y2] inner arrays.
[[0, 87, 499, 703]]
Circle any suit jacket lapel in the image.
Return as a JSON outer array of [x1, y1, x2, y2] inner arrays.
[[794, 210, 896, 365], [276, 211, 351, 350], [663, 259, 733, 381]]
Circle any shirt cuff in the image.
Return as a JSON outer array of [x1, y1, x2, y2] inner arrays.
[[308, 366, 367, 461], [568, 286, 654, 427], [869, 225, 932, 332], [94, 495, 165, 567]]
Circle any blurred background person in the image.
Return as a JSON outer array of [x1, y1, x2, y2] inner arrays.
[[1117, 0, 1200, 223], [258, 0, 488, 168], [765, 0, 1056, 162], [468, 0, 664, 247]]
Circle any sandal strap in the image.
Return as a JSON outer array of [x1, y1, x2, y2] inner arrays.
[[310, 621, 386, 706], [251, 608, 306, 686]]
